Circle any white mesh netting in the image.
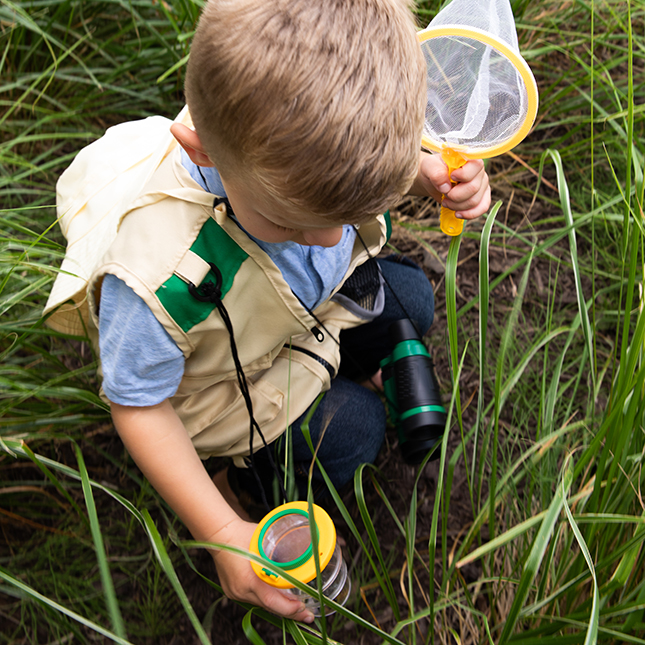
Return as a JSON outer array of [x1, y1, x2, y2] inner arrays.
[[428, 0, 519, 50], [420, 0, 532, 153]]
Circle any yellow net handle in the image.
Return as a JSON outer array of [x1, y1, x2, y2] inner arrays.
[[440, 147, 468, 236]]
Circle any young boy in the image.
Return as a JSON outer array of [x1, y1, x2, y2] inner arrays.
[[84, 0, 489, 624]]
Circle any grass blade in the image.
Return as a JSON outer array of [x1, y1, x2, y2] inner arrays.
[[242, 609, 269, 645], [498, 457, 573, 644], [0, 565, 134, 645], [140, 509, 212, 645], [562, 479, 599, 645], [75, 444, 127, 639], [473, 200, 502, 492], [540, 149, 596, 388]]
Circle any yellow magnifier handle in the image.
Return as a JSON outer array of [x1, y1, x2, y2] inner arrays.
[[440, 148, 468, 236]]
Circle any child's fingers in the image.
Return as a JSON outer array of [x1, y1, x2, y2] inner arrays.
[[256, 584, 315, 624], [214, 542, 315, 623], [444, 179, 491, 220], [443, 169, 489, 204], [442, 171, 490, 219], [449, 158, 485, 183], [408, 152, 449, 199], [422, 154, 452, 195], [411, 153, 491, 221]]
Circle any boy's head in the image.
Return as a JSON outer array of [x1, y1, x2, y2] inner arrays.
[[184, 0, 425, 224]]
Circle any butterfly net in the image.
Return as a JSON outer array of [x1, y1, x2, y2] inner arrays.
[[419, 0, 535, 155]]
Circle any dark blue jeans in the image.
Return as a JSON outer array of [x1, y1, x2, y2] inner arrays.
[[231, 255, 434, 505]]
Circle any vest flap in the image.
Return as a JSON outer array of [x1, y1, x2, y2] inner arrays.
[[156, 216, 249, 333]]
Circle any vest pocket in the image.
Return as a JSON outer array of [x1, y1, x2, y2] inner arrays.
[[176, 350, 331, 458], [177, 376, 283, 439]]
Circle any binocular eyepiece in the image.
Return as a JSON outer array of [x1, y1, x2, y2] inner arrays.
[[380, 319, 447, 465]]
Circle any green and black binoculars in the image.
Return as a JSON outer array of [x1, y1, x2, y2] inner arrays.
[[381, 319, 447, 465]]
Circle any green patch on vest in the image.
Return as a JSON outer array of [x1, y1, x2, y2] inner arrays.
[[156, 217, 248, 332]]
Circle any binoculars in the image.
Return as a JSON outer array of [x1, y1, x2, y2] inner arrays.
[[380, 319, 447, 465]]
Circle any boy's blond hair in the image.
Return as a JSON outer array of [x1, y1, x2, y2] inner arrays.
[[185, 0, 425, 223]]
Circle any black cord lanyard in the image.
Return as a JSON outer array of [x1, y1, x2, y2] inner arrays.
[[187, 258, 287, 511]]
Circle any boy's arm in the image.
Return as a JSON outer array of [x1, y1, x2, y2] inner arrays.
[[110, 400, 314, 623], [407, 151, 491, 220]]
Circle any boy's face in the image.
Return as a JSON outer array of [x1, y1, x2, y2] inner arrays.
[[220, 174, 344, 247]]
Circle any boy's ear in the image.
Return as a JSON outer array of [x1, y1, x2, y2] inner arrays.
[[170, 123, 215, 167]]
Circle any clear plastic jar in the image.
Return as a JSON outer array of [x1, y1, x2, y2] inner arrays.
[[254, 506, 351, 616], [289, 542, 351, 615]]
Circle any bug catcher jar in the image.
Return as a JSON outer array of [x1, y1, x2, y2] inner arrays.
[[249, 502, 350, 616]]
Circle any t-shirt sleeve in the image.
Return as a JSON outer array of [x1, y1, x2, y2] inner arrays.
[[98, 273, 185, 406]]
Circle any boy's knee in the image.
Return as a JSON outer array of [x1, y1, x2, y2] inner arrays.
[[313, 383, 386, 463], [380, 256, 435, 335], [348, 387, 387, 447]]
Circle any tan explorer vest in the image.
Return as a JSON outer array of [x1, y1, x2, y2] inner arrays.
[[87, 146, 388, 462]]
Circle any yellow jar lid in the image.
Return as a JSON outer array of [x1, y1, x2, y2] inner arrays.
[[249, 501, 337, 590]]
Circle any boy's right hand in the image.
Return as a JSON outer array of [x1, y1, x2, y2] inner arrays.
[[409, 151, 491, 220], [208, 516, 315, 623], [110, 401, 315, 623]]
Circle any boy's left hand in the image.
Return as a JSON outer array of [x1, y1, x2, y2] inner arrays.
[[408, 151, 491, 221]]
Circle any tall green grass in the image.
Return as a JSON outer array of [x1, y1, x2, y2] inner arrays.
[[1, 0, 644, 643]]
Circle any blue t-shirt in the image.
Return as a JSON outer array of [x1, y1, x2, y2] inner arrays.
[[99, 153, 355, 406]]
